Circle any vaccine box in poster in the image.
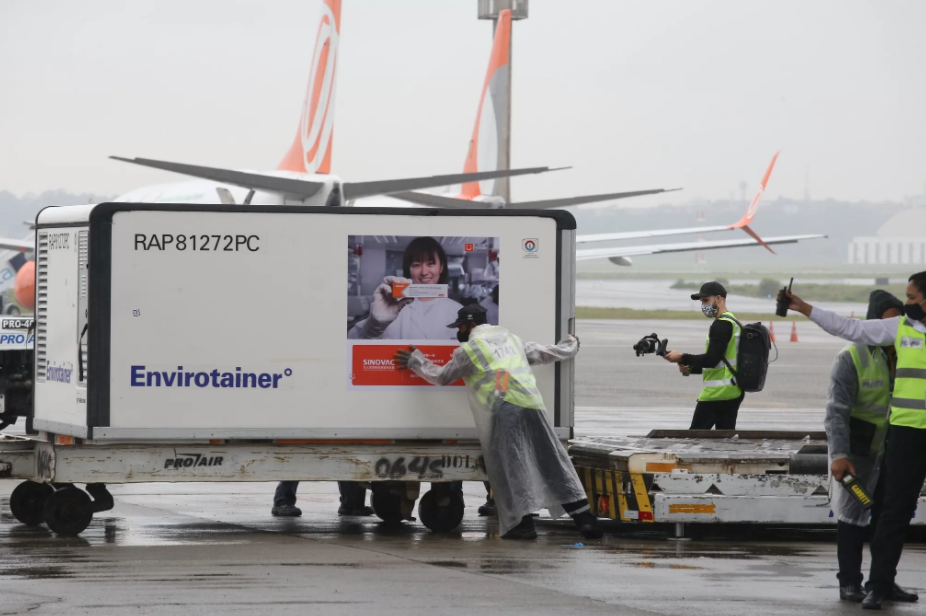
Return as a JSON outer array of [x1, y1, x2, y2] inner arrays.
[[32, 204, 577, 441]]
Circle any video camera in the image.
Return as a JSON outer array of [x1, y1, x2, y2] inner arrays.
[[633, 333, 668, 357]]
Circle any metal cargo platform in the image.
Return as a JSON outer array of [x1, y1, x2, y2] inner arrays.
[[569, 430, 926, 531]]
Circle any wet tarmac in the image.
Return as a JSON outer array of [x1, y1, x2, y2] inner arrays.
[[2, 320, 924, 614], [2, 481, 925, 615]]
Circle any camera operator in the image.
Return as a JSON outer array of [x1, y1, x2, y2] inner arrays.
[[662, 281, 744, 430]]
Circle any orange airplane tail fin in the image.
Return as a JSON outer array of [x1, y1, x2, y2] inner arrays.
[[461, 9, 511, 199], [729, 151, 780, 253], [731, 151, 779, 229], [277, 0, 342, 174]]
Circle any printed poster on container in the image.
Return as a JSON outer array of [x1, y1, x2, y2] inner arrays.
[[346, 235, 500, 390]]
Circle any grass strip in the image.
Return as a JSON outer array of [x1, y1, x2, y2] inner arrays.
[[576, 306, 809, 321]]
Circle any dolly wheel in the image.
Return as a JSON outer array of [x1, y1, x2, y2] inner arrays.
[[9, 481, 54, 526], [43, 487, 93, 536], [371, 490, 406, 524], [418, 489, 464, 533]]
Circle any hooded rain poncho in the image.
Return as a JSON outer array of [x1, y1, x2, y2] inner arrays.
[[406, 325, 587, 535]]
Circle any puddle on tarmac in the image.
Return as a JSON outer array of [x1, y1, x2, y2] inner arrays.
[[477, 559, 555, 575], [0, 565, 73, 579], [631, 562, 703, 570], [416, 559, 558, 574], [90, 519, 256, 547], [278, 562, 362, 567], [591, 539, 811, 561], [426, 560, 469, 568]]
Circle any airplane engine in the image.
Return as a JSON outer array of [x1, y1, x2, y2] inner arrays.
[[608, 256, 633, 266], [473, 195, 507, 209], [14, 261, 34, 310]]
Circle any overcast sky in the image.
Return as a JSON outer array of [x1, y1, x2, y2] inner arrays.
[[2, 0, 925, 205]]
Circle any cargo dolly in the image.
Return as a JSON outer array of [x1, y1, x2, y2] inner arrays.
[[0, 430, 488, 535], [570, 429, 926, 537]]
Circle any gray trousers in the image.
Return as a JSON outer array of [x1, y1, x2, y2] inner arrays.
[[274, 481, 366, 508], [273, 481, 465, 508]]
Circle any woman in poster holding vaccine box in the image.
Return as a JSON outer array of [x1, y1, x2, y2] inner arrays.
[[349, 236, 466, 340]]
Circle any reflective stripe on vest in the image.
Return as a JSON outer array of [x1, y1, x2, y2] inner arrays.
[[461, 331, 545, 410], [891, 318, 926, 429], [699, 312, 743, 402], [846, 343, 891, 452]]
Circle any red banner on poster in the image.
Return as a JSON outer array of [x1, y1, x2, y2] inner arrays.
[[350, 345, 464, 387]]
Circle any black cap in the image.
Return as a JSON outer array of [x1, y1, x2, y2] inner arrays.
[[447, 304, 489, 328], [690, 281, 727, 300], [867, 289, 904, 320]]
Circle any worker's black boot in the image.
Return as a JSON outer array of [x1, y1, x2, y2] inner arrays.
[[862, 590, 885, 610], [271, 504, 302, 517], [572, 511, 603, 539], [887, 583, 919, 602], [839, 584, 865, 602], [338, 504, 375, 516], [477, 496, 497, 517], [502, 515, 537, 540], [337, 481, 375, 516]]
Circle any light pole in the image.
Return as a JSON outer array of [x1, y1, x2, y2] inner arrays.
[[477, 0, 529, 203]]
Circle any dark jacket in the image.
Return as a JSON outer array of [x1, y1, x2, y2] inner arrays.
[[681, 319, 734, 374]]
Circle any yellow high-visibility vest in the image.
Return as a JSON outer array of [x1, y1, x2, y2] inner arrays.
[[699, 312, 742, 402], [461, 328, 545, 410], [890, 317, 926, 429]]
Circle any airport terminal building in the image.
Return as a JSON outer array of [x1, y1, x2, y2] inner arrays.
[[847, 207, 926, 264]]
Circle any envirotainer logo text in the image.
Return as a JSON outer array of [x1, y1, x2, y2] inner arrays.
[[47, 361, 74, 384], [131, 366, 294, 389]]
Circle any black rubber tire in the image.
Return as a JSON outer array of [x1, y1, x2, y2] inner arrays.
[[418, 489, 465, 533], [9, 481, 54, 526], [43, 487, 93, 536], [371, 490, 405, 524]]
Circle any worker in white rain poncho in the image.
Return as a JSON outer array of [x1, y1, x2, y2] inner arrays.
[[394, 304, 602, 539]]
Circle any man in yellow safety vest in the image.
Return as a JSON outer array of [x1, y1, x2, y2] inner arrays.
[[825, 291, 903, 603], [394, 304, 602, 540], [786, 272, 926, 609], [663, 281, 744, 429]]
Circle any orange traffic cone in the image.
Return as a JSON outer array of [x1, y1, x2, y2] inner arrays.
[[769, 322, 776, 342], [790, 322, 799, 342], [850, 311, 855, 319]]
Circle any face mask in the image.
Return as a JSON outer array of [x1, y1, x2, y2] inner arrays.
[[701, 301, 719, 319], [903, 299, 926, 322], [457, 330, 470, 343]]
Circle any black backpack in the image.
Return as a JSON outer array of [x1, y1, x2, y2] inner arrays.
[[722, 317, 773, 393]]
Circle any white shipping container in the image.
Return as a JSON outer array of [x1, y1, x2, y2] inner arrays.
[[32, 203, 577, 442]]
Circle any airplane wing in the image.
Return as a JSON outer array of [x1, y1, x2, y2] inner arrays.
[[578, 224, 738, 243], [578, 151, 783, 249], [0, 238, 34, 252], [341, 167, 566, 199], [111, 156, 564, 201], [111, 157, 327, 199], [385, 187, 682, 209], [577, 234, 827, 264]]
